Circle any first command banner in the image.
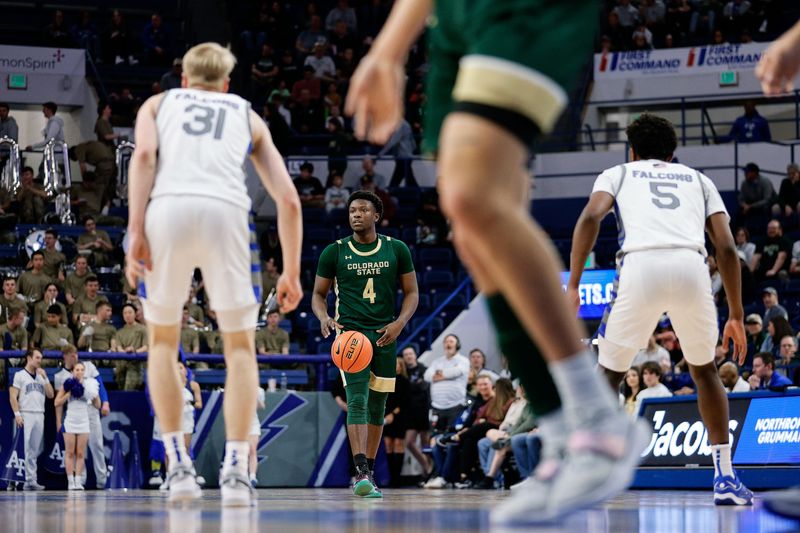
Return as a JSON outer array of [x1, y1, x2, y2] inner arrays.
[[0, 45, 84, 76], [594, 42, 766, 79]]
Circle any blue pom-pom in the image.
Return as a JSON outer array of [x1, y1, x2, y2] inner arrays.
[[63, 378, 76, 392], [70, 382, 84, 399]]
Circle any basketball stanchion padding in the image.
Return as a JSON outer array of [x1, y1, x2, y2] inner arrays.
[[0, 429, 26, 489], [127, 430, 144, 490], [106, 431, 129, 490]]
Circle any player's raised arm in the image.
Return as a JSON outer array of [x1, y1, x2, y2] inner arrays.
[[248, 111, 302, 313], [568, 191, 614, 314], [125, 94, 164, 288], [344, 0, 432, 144]]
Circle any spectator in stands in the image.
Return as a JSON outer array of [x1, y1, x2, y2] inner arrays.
[[603, 11, 629, 51], [261, 101, 292, 155], [722, 0, 752, 38], [279, 50, 301, 87], [251, 46, 279, 102], [711, 29, 727, 44], [631, 23, 654, 49], [305, 43, 337, 83], [713, 338, 731, 369], [26, 102, 65, 153], [293, 162, 326, 208], [721, 102, 771, 143], [41, 229, 66, 281], [70, 10, 100, 60], [329, 20, 358, 58], [777, 335, 799, 376], [379, 119, 418, 187], [735, 227, 756, 265], [185, 286, 205, 326], [776, 163, 800, 221], [614, 0, 641, 31], [33, 283, 66, 328], [631, 334, 671, 373], [260, 257, 281, 302], [292, 66, 323, 103], [16, 166, 47, 224], [18, 251, 52, 303], [751, 220, 790, 280], [77, 301, 117, 355], [634, 361, 673, 413], [42, 9, 72, 48], [70, 141, 117, 214], [95, 103, 118, 149], [749, 352, 793, 390], [32, 305, 73, 352], [689, 0, 717, 39], [326, 0, 357, 32], [326, 119, 351, 177], [359, 175, 396, 227], [141, 13, 172, 67], [102, 9, 134, 66], [745, 313, 769, 353], [359, 156, 388, 190], [401, 346, 433, 478], [115, 303, 147, 391], [72, 275, 108, 325], [109, 88, 137, 126], [336, 47, 358, 82], [180, 306, 200, 356], [620, 366, 643, 416], [160, 58, 183, 91], [325, 171, 349, 213], [0, 103, 19, 145], [256, 309, 290, 355], [424, 334, 470, 434], [292, 88, 324, 134], [65, 256, 91, 308], [719, 362, 750, 393], [0, 276, 26, 326], [475, 388, 535, 489], [296, 15, 327, 55], [77, 216, 114, 267], [764, 315, 793, 356], [0, 308, 28, 351], [383, 357, 409, 486], [467, 349, 499, 397], [739, 163, 776, 222], [762, 287, 789, 324]]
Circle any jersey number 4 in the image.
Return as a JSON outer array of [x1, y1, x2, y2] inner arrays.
[[649, 182, 681, 210], [182, 104, 227, 139], [362, 278, 376, 304]]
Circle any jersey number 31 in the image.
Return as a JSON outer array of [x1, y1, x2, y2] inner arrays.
[[182, 104, 227, 139]]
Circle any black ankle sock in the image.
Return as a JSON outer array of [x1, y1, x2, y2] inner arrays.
[[354, 453, 368, 474], [367, 458, 375, 472]]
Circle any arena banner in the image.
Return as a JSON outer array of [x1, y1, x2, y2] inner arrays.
[[638, 392, 800, 468], [560, 269, 615, 320], [594, 42, 766, 79], [0, 45, 85, 76]]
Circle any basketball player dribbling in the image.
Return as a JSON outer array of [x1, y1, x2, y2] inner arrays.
[[126, 42, 302, 506]]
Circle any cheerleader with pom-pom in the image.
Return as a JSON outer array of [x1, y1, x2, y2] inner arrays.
[[54, 362, 100, 490]]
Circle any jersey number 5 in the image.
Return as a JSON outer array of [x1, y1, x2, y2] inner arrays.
[[182, 104, 227, 139], [363, 278, 376, 304], [649, 182, 681, 210]]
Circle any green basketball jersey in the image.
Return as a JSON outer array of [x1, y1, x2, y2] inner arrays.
[[316, 234, 415, 330]]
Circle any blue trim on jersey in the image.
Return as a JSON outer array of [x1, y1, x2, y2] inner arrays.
[[613, 201, 625, 248]]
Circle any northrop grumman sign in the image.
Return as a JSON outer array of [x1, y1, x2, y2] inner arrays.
[[594, 42, 766, 79], [0, 45, 84, 76]]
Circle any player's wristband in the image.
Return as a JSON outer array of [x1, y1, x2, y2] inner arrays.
[[14, 411, 21, 417]]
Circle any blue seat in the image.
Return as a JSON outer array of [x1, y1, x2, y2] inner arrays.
[[306, 228, 335, 247], [422, 270, 455, 293], [433, 293, 467, 312], [192, 369, 308, 386], [419, 248, 453, 271], [401, 227, 418, 245]]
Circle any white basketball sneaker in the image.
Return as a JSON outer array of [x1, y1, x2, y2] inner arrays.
[[221, 470, 256, 507], [166, 464, 202, 503]]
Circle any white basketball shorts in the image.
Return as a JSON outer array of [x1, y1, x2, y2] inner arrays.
[[141, 195, 261, 332], [597, 248, 718, 372]]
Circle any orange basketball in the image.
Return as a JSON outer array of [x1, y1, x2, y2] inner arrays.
[[331, 331, 373, 373]]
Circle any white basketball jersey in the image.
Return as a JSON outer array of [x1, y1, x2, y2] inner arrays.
[[593, 160, 728, 255], [151, 88, 253, 211], [12, 369, 47, 412]]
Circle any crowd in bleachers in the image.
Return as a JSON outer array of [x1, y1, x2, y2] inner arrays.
[[599, 0, 798, 52]]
